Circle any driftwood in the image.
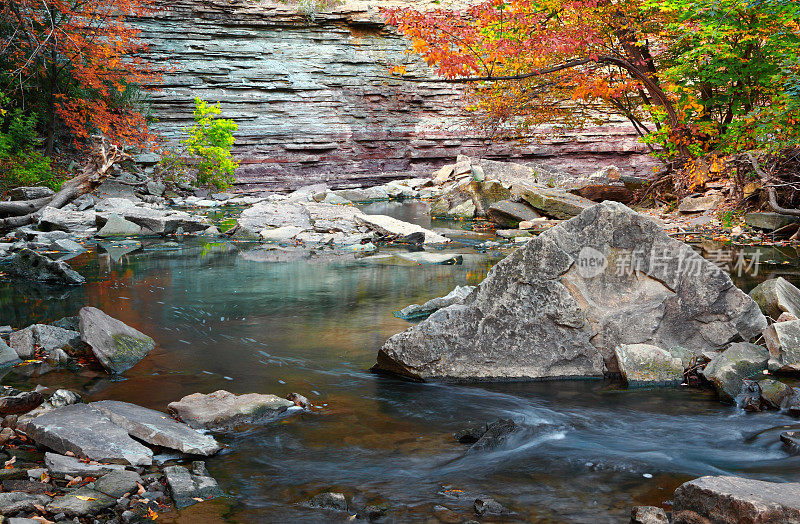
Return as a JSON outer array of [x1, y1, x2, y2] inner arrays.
[[0, 137, 129, 232], [746, 152, 800, 217]]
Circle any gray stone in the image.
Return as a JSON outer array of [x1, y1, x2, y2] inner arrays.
[[322, 192, 351, 205], [332, 186, 390, 202], [93, 469, 142, 498], [146, 180, 166, 196], [164, 462, 224, 509], [0, 492, 51, 514], [37, 207, 96, 232], [238, 202, 312, 231], [45, 486, 115, 517], [110, 207, 209, 235], [96, 214, 144, 238], [355, 214, 450, 245], [7, 186, 55, 200], [0, 338, 20, 368], [91, 400, 221, 456], [307, 492, 347, 511], [745, 212, 799, 231], [750, 277, 800, 320], [52, 238, 86, 253], [259, 225, 305, 242], [677, 192, 723, 213], [6, 248, 85, 285], [9, 324, 81, 360], [375, 202, 766, 381], [19, 404, 153, 466], [395, 285, 475, 321], [630, 505, 668, 524], [672, 475, 800, 524], [759, 379, 794, 409], [701, 343, 770, 402], [517, 185, 595, 219], [395, 252, 463, 265], [763, 319, 800, 372], [487, 200, 542, 227], [79, 307, 155, 374], [72, 193, 95, 211], [45, 452, 126, 478], [167, 390, 294, 430], [447, 199, 476, 218], [615, 344, 684, 387]]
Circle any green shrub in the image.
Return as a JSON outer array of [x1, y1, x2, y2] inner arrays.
[[0, 93, 59, 191], [160, 98, 238, 191]]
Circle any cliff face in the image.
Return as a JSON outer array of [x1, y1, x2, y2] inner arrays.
[[138, 0, 656, 190]]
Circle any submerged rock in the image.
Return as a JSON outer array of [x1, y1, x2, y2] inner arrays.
[[5, 248, 85, 285], [701, 343, 770, 402], [167, 390, 295, 430], [759, 378, 794, 409], [630, 505, 669, 524], [91, 400, 221, 456], [307, 491, 348, 512], [672, 475, 800, 523], [750, 277, 800, 319], [19, 403, 153, 466], [79, 307, 155, 374], [615, 344, 684, 387], [374, 202, 766, 381], [466, 419, 518, 453], [394, 285, 475, 321]]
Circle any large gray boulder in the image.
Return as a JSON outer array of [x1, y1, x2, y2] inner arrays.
[[5, 248, 85, 285], [167, 390, 294, 430], [96, 214, 144, 237], [19, 403, 153, 466], [37, 207, 96, 232], [701, 342, 770, 402], [750, 277, 800, 319], [91, 400, 221, 455], [673, 475, 800, 523], [79, 307, 155, 374], [355, 214, 450, 245], [374, 202, 766, 381]]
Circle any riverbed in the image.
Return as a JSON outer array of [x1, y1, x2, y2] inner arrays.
[[2, 201, 800, 523]]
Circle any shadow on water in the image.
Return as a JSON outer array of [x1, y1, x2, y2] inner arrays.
[[2, 209, 800, 522]]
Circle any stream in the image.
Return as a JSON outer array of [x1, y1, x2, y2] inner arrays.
[[2, 201, 800, 522]]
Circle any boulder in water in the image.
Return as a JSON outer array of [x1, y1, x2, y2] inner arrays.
[[763, 319, 800, 372], [167, 390, 294, 430], [615, 344, 685, 387], [374, 202, 766, 381], [701, 343, 770, 402], [6, 248, 85, 285], [750, 277, 800, 319], [79, 307, 155, 374], [394, 285, 475, 321]]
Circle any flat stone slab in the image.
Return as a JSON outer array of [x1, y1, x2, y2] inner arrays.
[[79, 307, 155, 374], [517, 185, 595, 219], [356, 214, 451, 245], [0, 492, 52, 514], [164, 462, 224, 509], [6, 248, 85, 285], [45, 452, 126, 478], [45, 486, 115, 517], [745, 212, 799, 231], [168, 390, 294, 430], [395, 252, 463, 265], [91, 400, 221, 456], [20, 404, 153, 466], [673, 475, 800, 523], [487, 200, 542, 227]]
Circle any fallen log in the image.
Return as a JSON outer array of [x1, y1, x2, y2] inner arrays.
[[0, 137, 128, 232]]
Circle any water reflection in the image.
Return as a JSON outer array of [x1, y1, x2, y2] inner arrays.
[[1, 222, 800, 522]]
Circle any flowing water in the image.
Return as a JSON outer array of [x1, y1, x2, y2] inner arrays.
[[2, 201, 800, 523]]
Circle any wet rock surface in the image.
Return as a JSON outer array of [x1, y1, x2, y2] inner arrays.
[[164, 461, 224, 509], [701, 343, 770, 402], [394, 285, 475, 321], [5, 248, 85, 285], [79, 307, 155, 374]]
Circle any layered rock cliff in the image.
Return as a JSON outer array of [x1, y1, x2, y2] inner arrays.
[[138, 0, 657, 190]]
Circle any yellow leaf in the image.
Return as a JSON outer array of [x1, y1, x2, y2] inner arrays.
[[75, 495, 97, 501]]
